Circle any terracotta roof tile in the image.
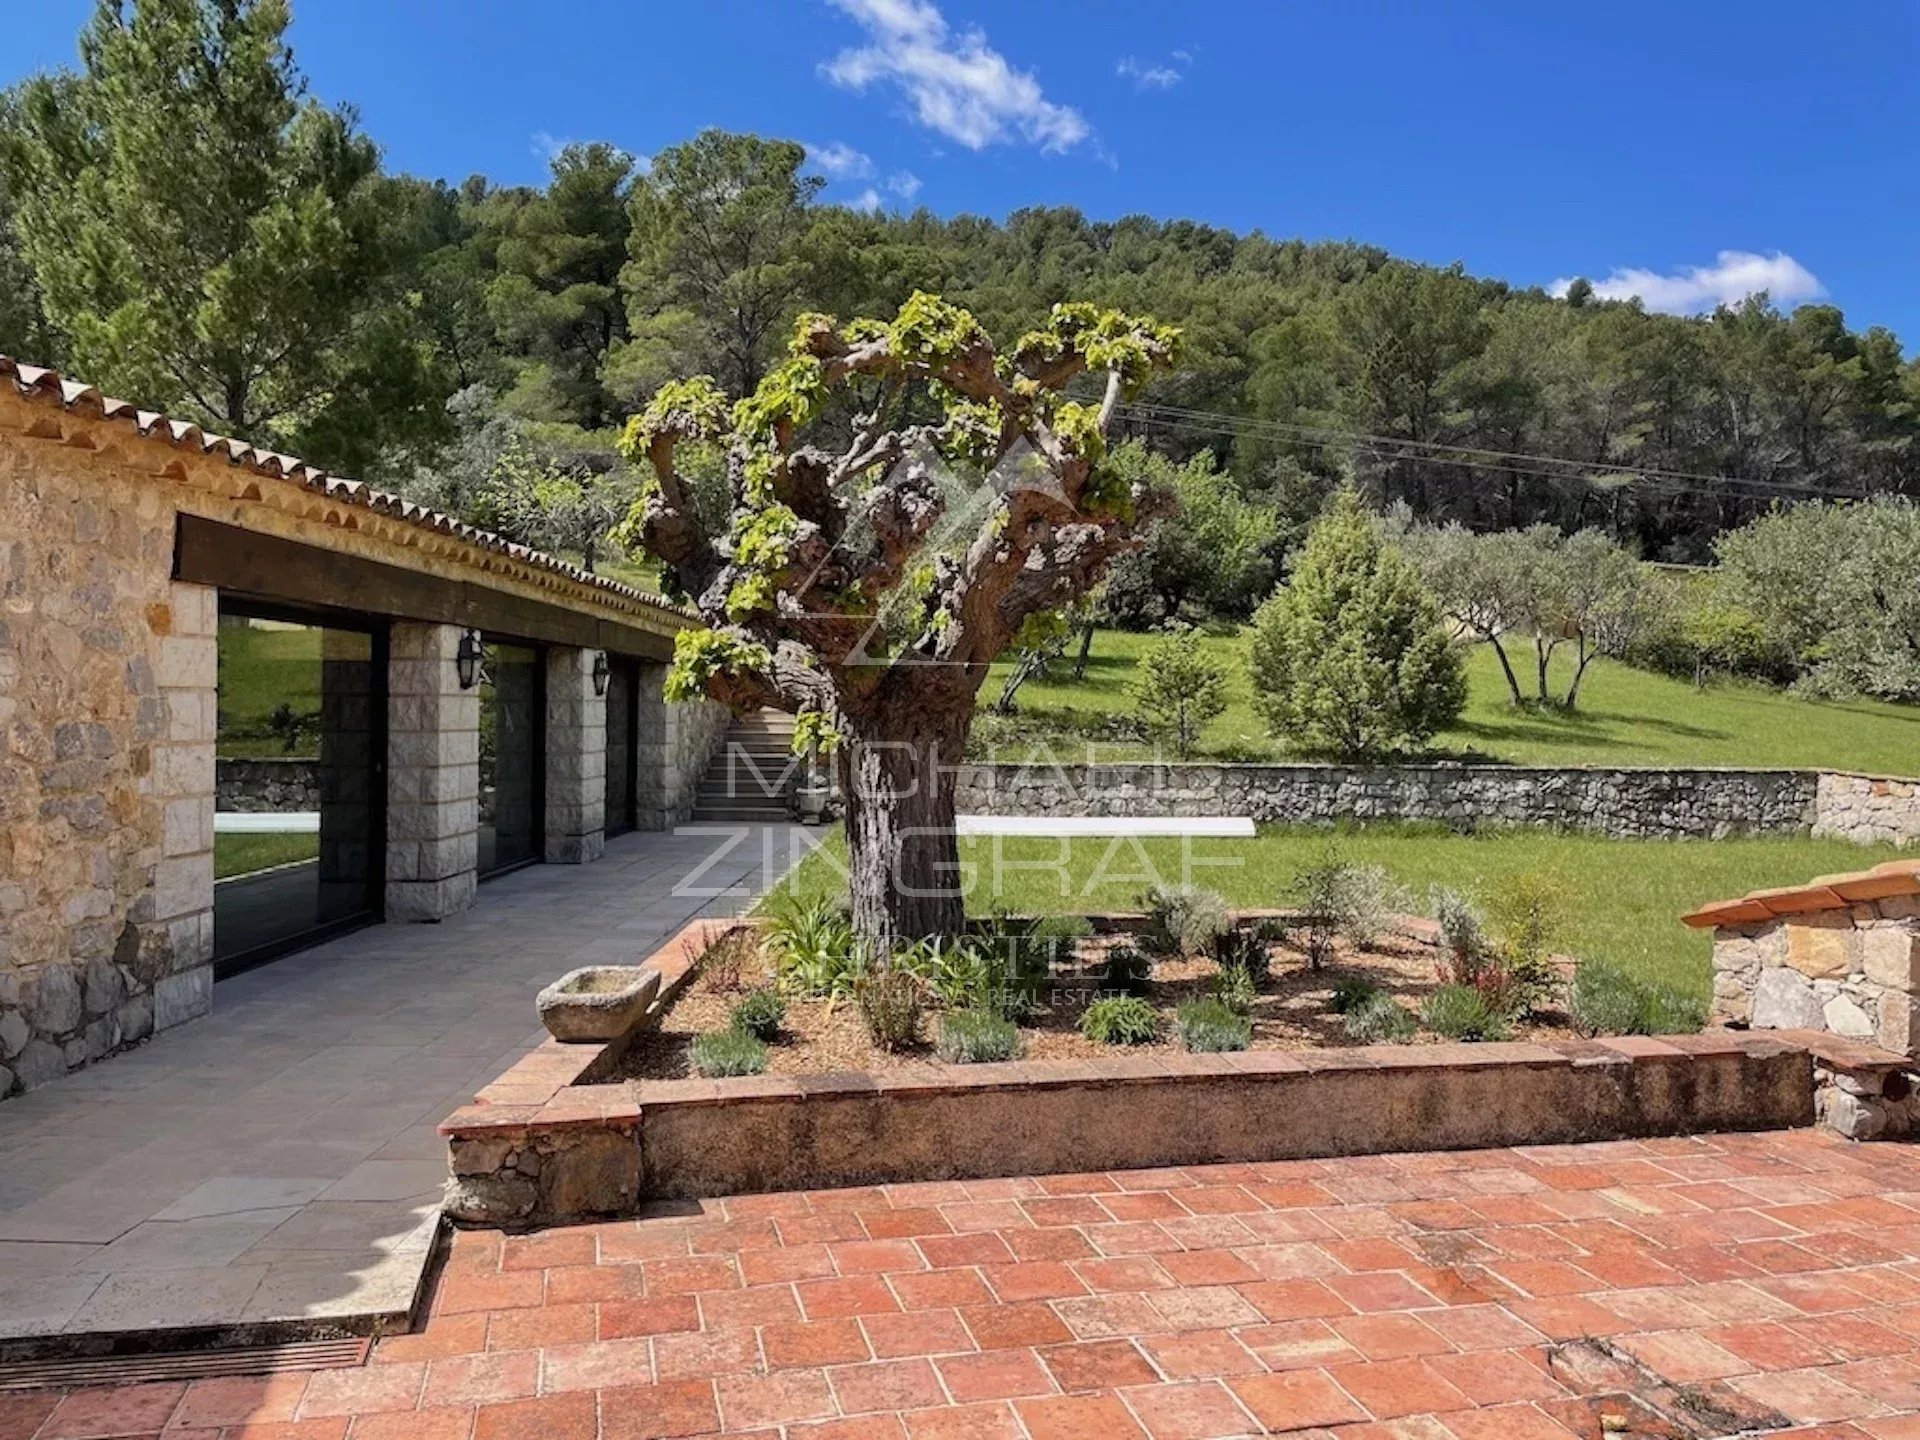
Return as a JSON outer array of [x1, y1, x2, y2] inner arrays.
[[1683, 862, 1920, 928], [1, 354, 694, 623]]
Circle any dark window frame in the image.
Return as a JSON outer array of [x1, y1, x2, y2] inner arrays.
[[603, 655, 641, 839], [212, 599, 390, 980], [476, 635, 547, 882]]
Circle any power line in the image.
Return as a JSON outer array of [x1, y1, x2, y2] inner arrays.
[[1102, 397, 1877, 505]]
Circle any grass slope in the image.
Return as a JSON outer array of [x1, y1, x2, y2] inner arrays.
[[775, 825, 1906, 999], [980, 629, 1920, 773]]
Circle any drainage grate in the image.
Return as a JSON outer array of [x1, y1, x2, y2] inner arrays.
[[0, 1337, 371, 1391]]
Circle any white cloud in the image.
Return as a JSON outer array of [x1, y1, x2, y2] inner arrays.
[[822, 0, 1090, 154], [1552, 250, 1825, 315], [849, 188, 884, 214], [1117, 55, 1184, 90], [805, 140, 875, 180], [885, 170, 923, 201], [529, 130, 573, 162]]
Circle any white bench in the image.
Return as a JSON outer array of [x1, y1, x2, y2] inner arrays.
[[954, 816, 1254, 838]]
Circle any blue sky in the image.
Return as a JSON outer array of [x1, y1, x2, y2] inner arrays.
[[8, 0, 1917, 343]]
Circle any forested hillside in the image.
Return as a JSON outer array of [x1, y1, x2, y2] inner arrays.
[[1, 1, 1915, 566]]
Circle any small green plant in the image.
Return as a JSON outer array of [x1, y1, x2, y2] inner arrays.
[[729, 986, 786, 1041], [1330, 976, 1383, 1014], [1569, 957, 1706, 1037], [1421, 984, 1511, 1042], [1483, 871, 1573, 1013], [1212, 960, 1257, 1016], [1098, 943, 1153, 996], [936, 1009, 1024, 1064], [1216, 926, 1274, 982], [1177, 997, 1251, 1052], [857, 966, 925, 1051], [1344, 991, 1416, 1043], [690, 1028, 768, 1077], [1129, 627, 1229, 758], [1429, 886, 1526, 1020], [1141, 884, 1233, 958], [1080, 995, 1160, 1045], [764, 893, 859, 998]]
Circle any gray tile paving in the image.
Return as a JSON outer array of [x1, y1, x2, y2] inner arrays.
[[0, 825, 807, 1343]]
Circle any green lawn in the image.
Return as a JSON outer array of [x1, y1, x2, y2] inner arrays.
[[217, 619, 326, 759], [774, 825, 1907, 1000], [214, 831, 320, 879], [978, 629, 1920, 773]]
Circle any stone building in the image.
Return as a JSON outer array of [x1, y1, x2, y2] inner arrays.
[[0, 359, 728, 1099]]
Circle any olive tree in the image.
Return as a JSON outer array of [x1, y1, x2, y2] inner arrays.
[[617, 293, 1179, 946]]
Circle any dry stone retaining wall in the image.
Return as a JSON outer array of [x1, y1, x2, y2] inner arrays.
[[1814, 772, 1920, 847], [215, 757, 322, 812], [957, 762, 1825, 839]]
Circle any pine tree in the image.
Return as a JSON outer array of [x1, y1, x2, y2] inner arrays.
[[1248, 490, 1465, 759]]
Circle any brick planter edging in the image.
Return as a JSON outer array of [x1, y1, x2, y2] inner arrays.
[[440, 918, 1815, 1224]]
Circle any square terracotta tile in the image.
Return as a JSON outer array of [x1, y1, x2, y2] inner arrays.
[[1037, 1340, 1159, 1393], [1118, 1380, 1256, 1440], [900, 1401, 1025, 1440], [828, 1359, 947, 1415], [597, 1379, 723, 1440], [713, 1370, 836, 1430], [1330, 1358, 1473, 1420], [472, 1392, 597, 1440], [1227, 1370, 1366, 1431], [935, 1349, 1057, 1403], [41, 1383, 187, 1439], [862, 1308, 976, 1359], [1139, 1328, 1264, 1379], [763, 1318, 874, 1370], [1014, 1393, 1148, 1440]]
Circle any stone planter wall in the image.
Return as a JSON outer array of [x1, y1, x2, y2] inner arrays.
[[1689, 862, 1920, 1139], [955, 763, 1822, 838], [215, 757, 322, 813]]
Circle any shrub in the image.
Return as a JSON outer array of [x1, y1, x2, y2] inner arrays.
[[698, 926, 752, 994], [764, 893, 859, 998], [729, 986, 787, 1041], [1129, 628, 1229, 758], [1484, 871, 1573, 1011], [1291, 850, 1406, 966], [1217, 926, 1275, 982], [1430, 886, 1526, 1020], [1421, 984, 1511, 1042], [857, 967, 925, 1051], [937, 1009, 1025, 1064], [690, 1028, 768, 1077], [1344, 991, 1416, 1043], [1080, 995, 1160, 1045], [1569, 958, 1706, 1037], [1213, 960, 1257, 1016], [969, 911, 1082, 1012], [1247, 489, 1466, 759], [1177, 998, 1251, 1052], [1330, 976, 1383, 1014], [1141, 884, 1233, 958], [1098, 944, 1153, 996]]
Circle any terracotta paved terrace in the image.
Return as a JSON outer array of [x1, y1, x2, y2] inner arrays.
[[9, 1129, 1920, 1440]]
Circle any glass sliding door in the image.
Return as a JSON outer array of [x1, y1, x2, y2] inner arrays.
[[478, 639, 543, 877], [603, 656, 638, 838], [214, 605, 386, 975]]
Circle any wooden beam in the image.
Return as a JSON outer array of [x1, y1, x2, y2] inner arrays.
[[174, 515, 677, 660]]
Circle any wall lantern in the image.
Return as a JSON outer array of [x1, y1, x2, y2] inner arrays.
[[455, 629, 483, 690], [591, 650, 611, 697]]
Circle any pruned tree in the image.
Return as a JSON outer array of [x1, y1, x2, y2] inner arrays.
[[616, 293, 1179, 947]]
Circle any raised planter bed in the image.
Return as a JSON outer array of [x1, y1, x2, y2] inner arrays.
[[441, 918, 1817, 1228]]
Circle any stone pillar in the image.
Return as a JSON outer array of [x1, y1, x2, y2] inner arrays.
[[544, 648, 606, 863], [386, 623, 478, 921], [148, 580, 217, 1032]]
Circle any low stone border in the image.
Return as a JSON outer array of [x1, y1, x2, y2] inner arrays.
[[441, 919, 1815, 1226]]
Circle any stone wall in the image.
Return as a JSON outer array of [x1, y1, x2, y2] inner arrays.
[[635, 664, 728, 829], [957, 762, 1821, 839], [215, 757, 321, 812], [1814, 772, 1920, 847], [0, 438, 216, 1098], [1710, 903, 1920, 1052]]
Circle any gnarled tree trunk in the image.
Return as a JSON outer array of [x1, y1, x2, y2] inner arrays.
[[839, 701, 970, 949]]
